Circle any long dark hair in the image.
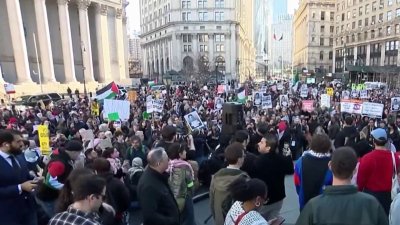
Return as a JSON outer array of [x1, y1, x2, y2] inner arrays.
[[55, 168, 93, 212]]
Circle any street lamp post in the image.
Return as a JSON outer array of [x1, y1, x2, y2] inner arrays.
[[81, 42, 87, 98], [32, 33, 43, 93]]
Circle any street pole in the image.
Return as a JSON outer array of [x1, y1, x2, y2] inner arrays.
[[33, 33, 43, 93], [81, 42, 87, 98]]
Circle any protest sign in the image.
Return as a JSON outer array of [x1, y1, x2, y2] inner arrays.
[[260, 86, 267, 92], [4, 83, 15, 94], [277, 83, 284, 90], [217, 85, 225, 94], [91, 102, 100, 116], [80, 129, 95, 141], [184, 111, 204, 130], [104, 99, 130, 121], [302, 100, 314, 112], [280, 95, 289, 107], [391, 97, 400, 111], [326, 88, 334, 96], [215, 97, 224, 109], [360, 90, 368, 99], [154, 99, 165, 113], [127, 91, 137, 103], [340, 100, 363, 114], [351, 90, 359, 98], [253, 92, 262, 106], [320, 94, 331, 108], [261, 95, 272, 109], [342, 90, 350, 100], [361, 102, 384, 118], [38, 125, 50, 156], [300, 86, 308, 98]]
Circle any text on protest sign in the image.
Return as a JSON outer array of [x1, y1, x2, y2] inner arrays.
[[104, 99, 130, 121], [361, 102, 384, 118], [340, 100, 363, 114]]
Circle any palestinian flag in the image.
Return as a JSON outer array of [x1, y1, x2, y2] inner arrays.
[[148, 80, 155, 87], [95, 82, 119, 100], [237, 87, 246, 104]]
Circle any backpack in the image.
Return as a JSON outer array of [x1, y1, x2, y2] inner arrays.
[[169, 167, 189, 212]]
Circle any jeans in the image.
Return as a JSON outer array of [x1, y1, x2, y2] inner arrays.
[[181, 195, 196, 225]]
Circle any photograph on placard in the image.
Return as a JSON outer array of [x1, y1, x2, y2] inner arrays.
[[280, 95, 289, 107], [342, 90, 350, 99], [184, 111, 204, 130], [253, 92, 262, 106], [261, 95, 272, 109], [215, 97, 224, 110], [391, 97, 400, 111]]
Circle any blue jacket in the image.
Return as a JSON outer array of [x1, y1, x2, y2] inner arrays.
[[0, 154, 37, 225]]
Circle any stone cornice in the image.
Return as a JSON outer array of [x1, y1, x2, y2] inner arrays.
[[77, 0, 91, 10], [95, 4, 108, 16], [57, 0, 70, 5], [115, 8, 123, 19]]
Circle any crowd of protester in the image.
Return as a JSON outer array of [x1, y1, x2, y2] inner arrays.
[[0, 79, 400, 225]]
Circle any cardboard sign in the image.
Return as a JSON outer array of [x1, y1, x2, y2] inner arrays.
[[326, 88, 334, 96], [362, 102, 384, 118], [340, 100, 363, 114], [80, 129, 95, 141], [38, 125, 50, 156], [302, 100, 314, 112], [320, 94, 331, 108], [103, 99, 130, 121]]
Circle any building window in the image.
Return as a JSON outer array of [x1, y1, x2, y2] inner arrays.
[[330, 12, 334, 21], [396, 24, 400, 34], [379, 28, 383, 37], [182, 12, 191, 21], [329, 51, 333, 60], [396, 8, 400, 17], [330, 26, 334, 33], [216, 44, 224, 52], [387, 26, 392, 34], [371, 29, 375, 38], [365, 18, 369, 26], [199, 12, 208, 21], [365, 4, 370, 14], [198, 0, 207, 8], [198, 34, 209, 42], [319, 51, 324, 60], [199, 45, 208, 52], [215, 12, 224, 21], [388, 0, 393, 5], [352, 22, 356, 29], [329, 38, 333, 46], [183, 45, 192, 52], [372, 1, 377, 11], [320, 38, 324, 46], [321, 11, 325, 20], [388, 11, 392, 21], [312, 36, 315, 42], [364, 31, 368, 40], [215, 34, 225, 42], [183, 34, 192, 43], [359, 7, 363, 16], [182, 0, 191, 9], [358, 20, 362, 27], [372, 15, 376, 24], [321, 25, 325, 33], [215, 0, 224, 8]]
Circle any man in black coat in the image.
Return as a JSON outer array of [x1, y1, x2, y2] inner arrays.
[[137, 148, 180, 225], [334, 116, 359, 148]]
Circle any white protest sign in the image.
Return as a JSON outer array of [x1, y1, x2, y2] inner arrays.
[[103, 99, 130, 121], [154, 99, 165, 113], [4, 83, 15, 94], [361, 102, 384, 118], [146, 100, 154, 113], [391, 97, 400, 112], [260, 86, 267, 92], [300, 86, 308, 98], [277, 83, 284, 90], [320, 94, 331, 108], [215, 97, 224, 109], [253, 92, 262, 106], [351, 90, 359, 98], [80, 129, 95, 141], [360, 90, 368, 99], [340, 100, 363, 114], [184, 111, 204, 130], [262, 95, 272, 109]]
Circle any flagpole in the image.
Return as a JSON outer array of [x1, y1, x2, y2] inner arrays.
[[272, 34, 275, 79], [281, 38, 284, 80]]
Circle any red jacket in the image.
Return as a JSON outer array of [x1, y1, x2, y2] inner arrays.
[[357, 150, 400, 192]]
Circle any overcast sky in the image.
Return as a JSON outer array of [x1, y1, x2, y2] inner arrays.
[[126, 0, 300, 33]]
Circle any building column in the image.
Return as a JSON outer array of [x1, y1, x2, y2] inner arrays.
[[366, 44, 371, 66], [78, 0, 95, 82], [353, 46, 357, 65], [157, 42, 162, 78], [163, 40, 167, 72], [57, 0, 76, 83], [5, 0, 33, 84], [380, 43, 385, 66], [115, 8, 127, 81], [230, 25, 237, 79], [95, 4, 112, 83], [34, 0, 57, 83], [332, 50, 336, 73], [208, 34, 214, 64]]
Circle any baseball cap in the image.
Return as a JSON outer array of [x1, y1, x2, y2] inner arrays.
[[371, 128, 387, 141]]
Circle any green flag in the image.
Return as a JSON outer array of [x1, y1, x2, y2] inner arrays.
[[142, 111, 150, 120]]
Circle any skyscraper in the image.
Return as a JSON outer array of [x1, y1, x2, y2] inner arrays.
[[270, 0, 288, 23], [254, 0, 268, 80]]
